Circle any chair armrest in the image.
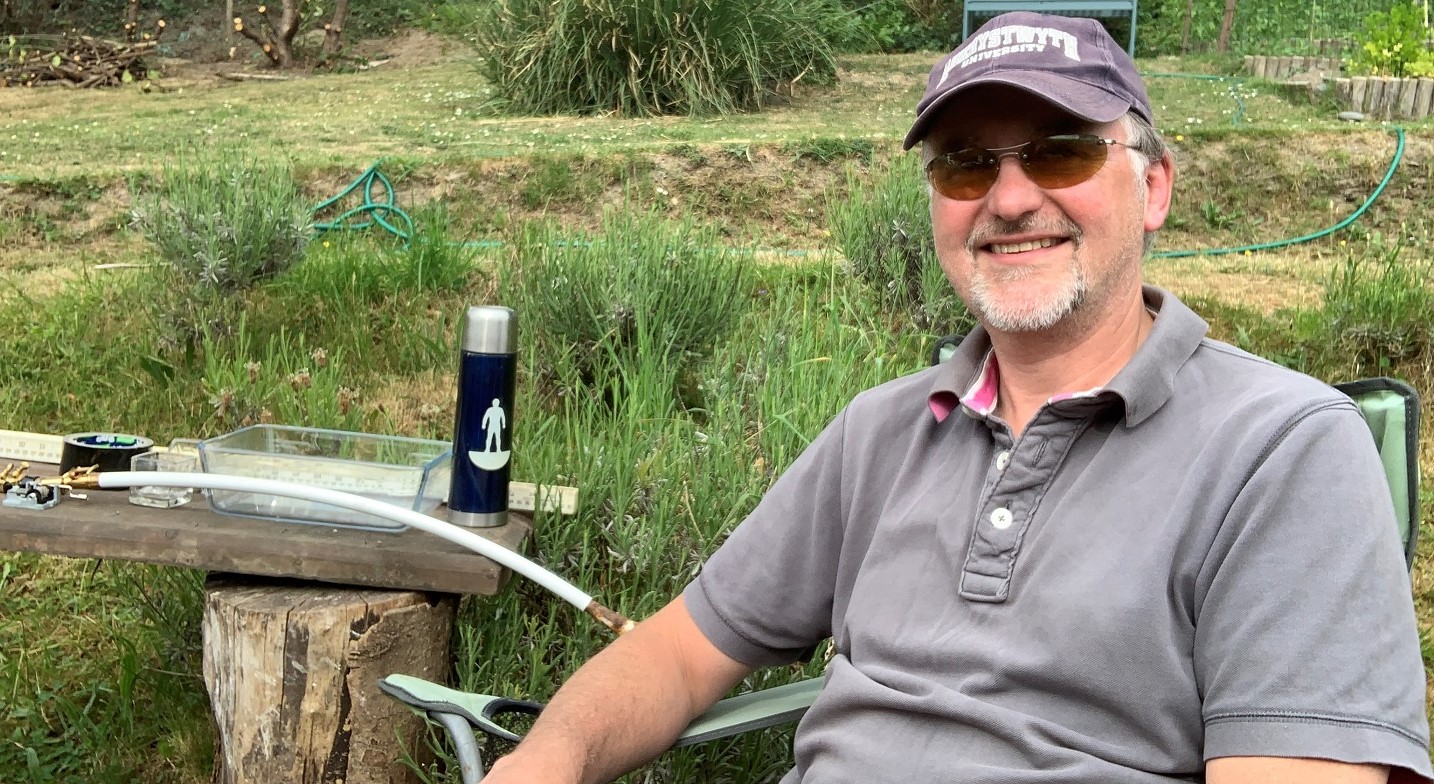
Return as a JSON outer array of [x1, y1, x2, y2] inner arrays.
[[379, 674, 542, 743], [379, 673, 824, 748], [674, 677, 824, 747]]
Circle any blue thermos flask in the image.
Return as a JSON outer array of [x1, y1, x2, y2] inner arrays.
[[449, 306, 516, 528]]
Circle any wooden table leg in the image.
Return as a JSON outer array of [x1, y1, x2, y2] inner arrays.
[[202, 575, 458, 784]]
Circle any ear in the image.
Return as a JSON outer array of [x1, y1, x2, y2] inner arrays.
[[1143, 152, 1175, 233]]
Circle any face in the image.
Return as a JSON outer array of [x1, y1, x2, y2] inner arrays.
[[924, 86, 1173, 336]]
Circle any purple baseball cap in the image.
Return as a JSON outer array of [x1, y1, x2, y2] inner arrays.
[[903, 12, 1152, 150]]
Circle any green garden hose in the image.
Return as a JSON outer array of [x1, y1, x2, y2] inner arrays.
[[1151, 128, 1404, 259], [311, 164, 415, 243], [306, 117, 1404, 261]]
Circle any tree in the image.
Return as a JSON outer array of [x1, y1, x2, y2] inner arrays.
[[232, 0, 350, 68], [1181, 0, 1195, 54], [1217, 0, 1238, 53]]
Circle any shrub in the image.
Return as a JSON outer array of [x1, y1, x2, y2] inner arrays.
[[130, 149, 309, 353], [1350, 1, 1434, 77], [828, 155, 973, 334], [836, 0, 961, 54], [499, 211, 751, 403], [474, 0, 840, 116]]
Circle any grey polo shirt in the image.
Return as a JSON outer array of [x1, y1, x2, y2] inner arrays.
[[684, 287, 1431, 782]]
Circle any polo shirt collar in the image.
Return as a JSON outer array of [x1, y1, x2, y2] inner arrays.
[[928, 286, 1209, 427]]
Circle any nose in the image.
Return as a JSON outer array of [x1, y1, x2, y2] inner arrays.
[[984, 154, 1043, 220]]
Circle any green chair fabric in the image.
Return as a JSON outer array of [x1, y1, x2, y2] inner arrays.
[[1333, 378, 1421, 569], [379, 369, 1421, 783]]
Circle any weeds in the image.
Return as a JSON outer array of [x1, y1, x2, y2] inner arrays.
[[500, 211, 751, 407], [782, 136, 876, 164], [285, 208, 476, 302], [518, 156, 603, 210], [827, 155, 972, 334], [1301, 241, 1434, 378], [201, 326, 367, 432]]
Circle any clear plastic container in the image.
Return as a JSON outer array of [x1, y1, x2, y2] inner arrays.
[[197, 425, 452, 533]]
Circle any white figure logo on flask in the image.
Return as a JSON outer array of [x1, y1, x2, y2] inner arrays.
[[469, 398, 510, 471]]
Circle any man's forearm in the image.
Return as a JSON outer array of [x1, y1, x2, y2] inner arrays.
[[485, 597, 755, 784]]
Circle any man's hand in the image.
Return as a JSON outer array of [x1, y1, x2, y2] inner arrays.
[[480, 596, 755, 784], [1208, 756, 1389, 783]]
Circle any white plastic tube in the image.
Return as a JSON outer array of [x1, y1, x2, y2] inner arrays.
[[95, 471, 595, 611]]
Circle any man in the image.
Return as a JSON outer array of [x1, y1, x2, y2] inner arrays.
[[487, 12, 1431, 783]]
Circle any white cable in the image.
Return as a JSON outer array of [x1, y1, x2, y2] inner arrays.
[[95, 471, 595, 611]]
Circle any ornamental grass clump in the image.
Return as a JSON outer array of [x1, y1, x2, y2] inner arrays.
[[474, 0, 841, 116]]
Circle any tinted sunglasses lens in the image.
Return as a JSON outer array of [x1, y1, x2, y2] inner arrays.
[[926, 154, 996, 201], [927, 138, 1113, 200], [1022, 137, 1109, 189]]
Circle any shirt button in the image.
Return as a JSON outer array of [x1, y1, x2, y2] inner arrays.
[[990, 507, 1013, 530], [995, 451, 1011, 471]]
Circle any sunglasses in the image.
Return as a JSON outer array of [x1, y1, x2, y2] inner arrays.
[[925, 134, 1131, 201]]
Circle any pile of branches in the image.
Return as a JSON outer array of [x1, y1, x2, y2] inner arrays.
[[2, 26, 164, 88]]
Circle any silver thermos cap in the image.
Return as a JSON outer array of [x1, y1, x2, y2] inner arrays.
[[462, 306, 517, 355]]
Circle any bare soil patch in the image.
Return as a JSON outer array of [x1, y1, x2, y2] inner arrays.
[[142, 28, 462, 89]]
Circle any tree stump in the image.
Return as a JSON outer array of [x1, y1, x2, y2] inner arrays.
[[202, 576, 458, 784]]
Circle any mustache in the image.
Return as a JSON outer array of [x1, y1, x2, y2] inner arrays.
[[966, 216, 1083, 252]]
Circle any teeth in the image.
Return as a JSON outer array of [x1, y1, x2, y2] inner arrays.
[[989, 238, 1058, 254]]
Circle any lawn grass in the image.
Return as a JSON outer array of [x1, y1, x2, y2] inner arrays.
[[2, 52, 1430, 180], [1, 40, 1433, 783]]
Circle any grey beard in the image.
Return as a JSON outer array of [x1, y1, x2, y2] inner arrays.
[[970, 266, 1088, 333]]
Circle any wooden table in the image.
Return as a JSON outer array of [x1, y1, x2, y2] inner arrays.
[[0, 472, 534, 784], [0, 475, 530, 594]]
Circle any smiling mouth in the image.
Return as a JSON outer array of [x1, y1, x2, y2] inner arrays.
[[986, 237, 1064, 254]]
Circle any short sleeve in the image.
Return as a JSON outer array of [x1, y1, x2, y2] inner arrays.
[[1194, 401, 1432, 780], [682, 408, 850, 667]]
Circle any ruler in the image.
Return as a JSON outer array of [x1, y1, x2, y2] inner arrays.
[[0, 430, 65, 464], [510, 481, 579, 515]]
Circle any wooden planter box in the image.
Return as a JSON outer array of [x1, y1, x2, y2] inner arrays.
[[1331, 76, 1434, 119], [1242, 55, 1343, 80], [1242, 55, 1434, 119]]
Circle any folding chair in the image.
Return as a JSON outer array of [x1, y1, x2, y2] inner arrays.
[[380, 347, 1422, 782]]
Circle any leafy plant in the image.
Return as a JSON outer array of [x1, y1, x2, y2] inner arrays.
[[1349, 1, 1433, 77], [1200, 199, 1245, 230], [835, 0, 960, 53], [472, 0, 840, 116]]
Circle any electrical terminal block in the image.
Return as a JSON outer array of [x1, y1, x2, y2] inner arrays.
[[3, 478, 61, 510], [0, 463, 93, 509]]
